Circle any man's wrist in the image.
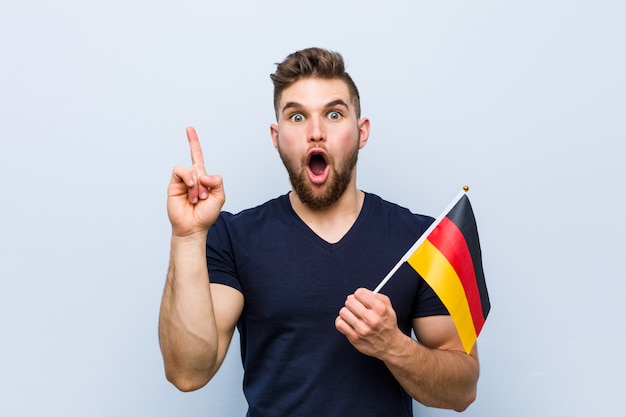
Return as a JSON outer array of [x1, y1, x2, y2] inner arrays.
[[380, 332, 419, 367], [171, 229, 209, 245]]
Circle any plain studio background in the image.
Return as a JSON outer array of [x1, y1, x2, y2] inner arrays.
[[1, 1, 624, 416]]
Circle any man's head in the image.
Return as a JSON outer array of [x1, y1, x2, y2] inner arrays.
[[270, 47, 361, 120], [269, 48, 369, 210]]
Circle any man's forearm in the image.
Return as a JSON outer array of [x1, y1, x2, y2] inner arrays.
[[382, 334, 479, 411], [158, 234, 218, 391]]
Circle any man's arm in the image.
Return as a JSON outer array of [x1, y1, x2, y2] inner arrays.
[[385, 315, 478, 411], [335, 288, 479, 411], [159, 237, 243, 391], [158, 127, 243, 392]]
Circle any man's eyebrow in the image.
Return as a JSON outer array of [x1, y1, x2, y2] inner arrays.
[[281, 102, 303, 113], [324, 99, 350, 110], [280, 99, 351, 115]]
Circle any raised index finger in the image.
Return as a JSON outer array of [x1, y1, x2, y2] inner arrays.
[[186, 126, 205, 167]]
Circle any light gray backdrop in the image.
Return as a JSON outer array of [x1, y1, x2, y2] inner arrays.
[[1, 0, 624, 416]]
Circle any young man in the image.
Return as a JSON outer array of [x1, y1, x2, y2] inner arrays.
[[159, 47, 479, 416]]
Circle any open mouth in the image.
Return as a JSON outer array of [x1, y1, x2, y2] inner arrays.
[[308, 153, 328, 175], [306, 150, 330, 185]]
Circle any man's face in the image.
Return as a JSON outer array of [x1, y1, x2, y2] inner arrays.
[[270, 78, 370, 209]]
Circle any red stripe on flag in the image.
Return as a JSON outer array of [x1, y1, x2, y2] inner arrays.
[[427, 217, 486, 334]]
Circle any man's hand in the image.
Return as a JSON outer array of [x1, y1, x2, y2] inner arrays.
[[167, 126, 225, 238], [335, 288, 405, 359], [336, 288, 479, 411]]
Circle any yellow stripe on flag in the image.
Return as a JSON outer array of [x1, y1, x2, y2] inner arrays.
[[407, 240, 478, 354]]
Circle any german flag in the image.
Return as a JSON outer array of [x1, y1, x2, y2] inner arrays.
[[373, 190, 490, 354], [407, 193, 490, 354]]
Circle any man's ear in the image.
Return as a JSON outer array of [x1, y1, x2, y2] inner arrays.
[[358, 117, 370, 149], [270, 123, 279, 149]]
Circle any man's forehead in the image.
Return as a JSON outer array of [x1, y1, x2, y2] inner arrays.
[[278, 78, 352, 111]]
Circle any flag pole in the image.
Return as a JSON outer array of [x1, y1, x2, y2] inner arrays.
[[373, 186, 470, 294]]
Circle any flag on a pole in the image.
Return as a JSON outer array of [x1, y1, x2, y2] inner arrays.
[[374, 188, 490, 354]]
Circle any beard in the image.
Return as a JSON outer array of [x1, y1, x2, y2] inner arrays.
[[279, 144, 359, 210]]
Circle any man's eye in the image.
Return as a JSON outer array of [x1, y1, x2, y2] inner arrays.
[[290, 113, 304, 122], [328, 111, 342, 120]]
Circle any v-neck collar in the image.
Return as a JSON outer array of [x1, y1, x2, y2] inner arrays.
[[281, 192, 371, 253]]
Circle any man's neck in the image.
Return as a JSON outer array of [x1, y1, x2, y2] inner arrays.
[[289, 187, 365, 244]]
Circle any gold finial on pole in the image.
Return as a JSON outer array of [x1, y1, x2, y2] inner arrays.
[[463, 185, 470, 192]]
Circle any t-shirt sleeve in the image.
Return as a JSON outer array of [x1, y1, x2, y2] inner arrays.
[[409, 213, 450, 318], [412, 275, 450, 318], [206, 213, 243, 293]]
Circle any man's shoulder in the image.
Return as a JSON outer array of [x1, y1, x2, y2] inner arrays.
[[364, 192, 433, 226], [215, 194, 291, 230]]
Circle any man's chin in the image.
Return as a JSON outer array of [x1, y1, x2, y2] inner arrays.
[[289, 162, 354, 210], [295, 185, 346, 210]]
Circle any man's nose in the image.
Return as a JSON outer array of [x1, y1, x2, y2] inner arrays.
[[308, 118, 325, 142]]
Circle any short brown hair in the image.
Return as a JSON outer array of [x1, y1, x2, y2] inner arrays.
[[270, 47, 361, 119]]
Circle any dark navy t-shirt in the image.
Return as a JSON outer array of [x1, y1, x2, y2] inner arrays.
[[206, 193, 448, 417]]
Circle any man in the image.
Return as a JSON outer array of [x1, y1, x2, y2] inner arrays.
[[159, 47, 479, 416]]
